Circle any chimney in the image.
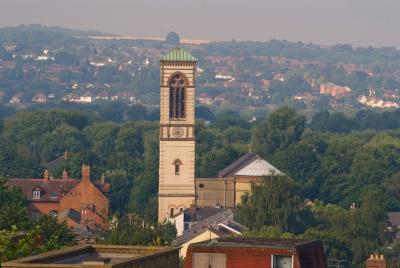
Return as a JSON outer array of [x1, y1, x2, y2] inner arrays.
[[63, 150, 69, 160], [62, 168, 69, 180], [100, 173, 106, 184], [366, 254, 386, 268], [43, 169, 50, 181], [82, 165, 90, 182]]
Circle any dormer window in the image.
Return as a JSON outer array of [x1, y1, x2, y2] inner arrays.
[[32, 190, 41, 199]]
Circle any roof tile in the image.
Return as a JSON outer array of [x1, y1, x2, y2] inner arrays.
[[161, 48, 197, 62]]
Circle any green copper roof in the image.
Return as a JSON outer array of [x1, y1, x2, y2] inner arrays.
[[160, 48, 197, 62]]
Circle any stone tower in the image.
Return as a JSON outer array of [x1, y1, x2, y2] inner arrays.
[[158, 48, 197, 222]]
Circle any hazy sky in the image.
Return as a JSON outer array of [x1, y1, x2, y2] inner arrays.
[[0, 0, 399, 47]]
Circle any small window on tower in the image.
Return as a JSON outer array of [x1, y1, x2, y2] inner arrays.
[[173, 159, 182, 175], [170, 208, 174, 217]]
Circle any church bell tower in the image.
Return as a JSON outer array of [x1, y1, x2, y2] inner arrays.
[[158, 48, 197, 222]]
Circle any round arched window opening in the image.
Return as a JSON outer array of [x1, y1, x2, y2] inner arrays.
[[169, 74, 186, 119], [173, 159, 183, 175], [199, 183, 204, 188]]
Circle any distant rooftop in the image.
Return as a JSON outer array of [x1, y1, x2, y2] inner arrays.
[[219, 152, 283, 178], [160, 48, 197, 62], [191, 237, 321, 250], [2, 244, 179, 268]]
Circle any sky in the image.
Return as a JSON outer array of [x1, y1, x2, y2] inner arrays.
[[0, 0, 399, 47]]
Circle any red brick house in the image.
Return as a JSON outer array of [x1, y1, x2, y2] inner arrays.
[[184, 237, 327, 268], [7, 165, 110, 240], [366, 254, 386, 268]]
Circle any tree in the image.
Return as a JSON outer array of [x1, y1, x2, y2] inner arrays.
[[310, 111, 357, 133], [165, 32, 180, 45], [236, 175, 304, 233], [36, 215, 75, 251], [0, 177, 30, 230], [252, 106, 305, 157], [103, 215, 176, 246], [0, 226, 40, 263], [106, 169, 133, 214], [0, 47, 12, 61], [126, 104, 148, 121]]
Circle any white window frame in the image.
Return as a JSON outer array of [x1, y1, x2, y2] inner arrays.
[[49, 210, 58, 218], [32, 190, 41, 199], [271, 254, 294, 268]]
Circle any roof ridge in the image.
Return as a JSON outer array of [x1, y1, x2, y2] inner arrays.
[[218, 152, 258, 177]]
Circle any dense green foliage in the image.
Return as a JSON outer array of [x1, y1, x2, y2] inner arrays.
[[103, 215, 176, 246], [0, 105, 399, 265], [238, 180, 390, 268]]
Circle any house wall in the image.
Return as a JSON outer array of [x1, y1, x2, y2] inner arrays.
[[28, 201, 59, 215], [195, 176, 262, 208], [184, 246, 301, 268], [60, 175, 109, 222], [195, 178, 234, 208], [180, 230, 220, 258], [168, 212, 185, 236]]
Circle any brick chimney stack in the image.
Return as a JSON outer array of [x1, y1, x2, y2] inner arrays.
[[43, 169, 50, 182], [366, 254, 386, 268], [82, 165, 90, 182], [62, 168, 69, 180]]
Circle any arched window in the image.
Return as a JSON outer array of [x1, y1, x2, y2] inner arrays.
[[169, 74, 186, 119], [170, 208, 174, 217], [173, 159, 182, 175]]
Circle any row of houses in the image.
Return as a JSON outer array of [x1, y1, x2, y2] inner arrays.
[[7, 92, 54, 104], [2, 91, 138, 105], [358, 95, 399, 108], [62, 91, 137, 103]]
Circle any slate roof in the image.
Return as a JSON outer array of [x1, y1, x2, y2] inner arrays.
[[58, 208, 81, 224], [182, 207, 226, 222], [160, 48, 197, 62], [219, 152, 258, 177], [192, 237, 321, 249], [47, 152, 68, 169], [218, 152, 283, 177], [174, 208, 245, 245]]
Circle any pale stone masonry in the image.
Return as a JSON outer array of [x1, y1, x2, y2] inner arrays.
[[158, 48, 197, 221]]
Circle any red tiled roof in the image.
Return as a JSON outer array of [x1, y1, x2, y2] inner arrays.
[[7, 179, 79, 202]]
